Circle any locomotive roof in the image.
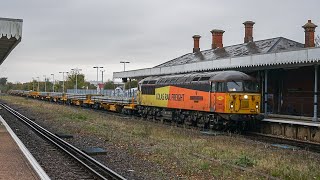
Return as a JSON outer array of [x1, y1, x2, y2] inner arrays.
[[140, 70, 254, 84]]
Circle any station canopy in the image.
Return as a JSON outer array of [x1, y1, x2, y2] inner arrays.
[[0, 17, 23, 65], [113, 37, 320, 79]]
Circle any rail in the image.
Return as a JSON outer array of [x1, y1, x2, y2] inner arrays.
[[0, 103, 126, 180]]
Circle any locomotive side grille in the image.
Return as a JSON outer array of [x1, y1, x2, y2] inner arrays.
[[240, 100, 249, 109]]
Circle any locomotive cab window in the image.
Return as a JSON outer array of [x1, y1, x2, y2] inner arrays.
[[226, 80, 259, 92], [243, 80, 259, 92], [211, 82, 216, 92], [227, 81, 243, 92], [216, 82, 226, 92]]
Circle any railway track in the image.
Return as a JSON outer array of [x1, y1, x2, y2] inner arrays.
[[244, 132, 320, 152], [35, 100, 320, 153], [0, 103, 126, 180], [89, 102, 320, 153]]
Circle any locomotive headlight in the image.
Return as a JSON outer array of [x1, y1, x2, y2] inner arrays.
[[230, 102, 234, 109], [244, 95, 248, 99], [256, 104, 259, 109]]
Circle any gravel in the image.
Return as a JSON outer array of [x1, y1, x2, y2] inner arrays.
[[1, 102, 175, 179], [0, 107, 98, 179]]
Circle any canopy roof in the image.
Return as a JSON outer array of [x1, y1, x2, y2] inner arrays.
[[113, 36, 320, 79], [0, 17, 23, 65], [113, 47, 320, 79]]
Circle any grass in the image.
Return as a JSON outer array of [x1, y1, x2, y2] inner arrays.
[[234, 154, 256, 167], [2, 95, 320, 179]]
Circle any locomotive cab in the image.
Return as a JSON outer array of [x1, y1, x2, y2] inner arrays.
[[211, 78, 264, 121]]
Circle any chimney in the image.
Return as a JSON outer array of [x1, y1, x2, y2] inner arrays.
[[210, 29, 225, 49], [192, 35, 201, 53], [243, 21, 255, 43], [302, 20, 317, 48]]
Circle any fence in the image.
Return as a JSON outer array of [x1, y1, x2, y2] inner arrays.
[[66, 89, 137, 98]]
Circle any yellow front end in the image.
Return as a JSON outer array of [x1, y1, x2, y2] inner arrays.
[[225, 93, 261, 114]]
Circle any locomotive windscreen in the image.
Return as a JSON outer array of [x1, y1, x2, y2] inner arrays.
[[227, 80, 259, 92]]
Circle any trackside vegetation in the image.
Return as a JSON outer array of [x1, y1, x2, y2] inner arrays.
[[2, 95, 320, 179]]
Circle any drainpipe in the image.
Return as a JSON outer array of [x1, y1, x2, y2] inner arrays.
[[264, 70, 268, 116], [313, 65, 318, 122]]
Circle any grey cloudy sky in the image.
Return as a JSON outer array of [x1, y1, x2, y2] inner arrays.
[[0, 0, 319, 83]]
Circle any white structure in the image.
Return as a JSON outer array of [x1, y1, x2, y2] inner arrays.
[[0, 17, 23, 65], [113, 47, 320, 79]]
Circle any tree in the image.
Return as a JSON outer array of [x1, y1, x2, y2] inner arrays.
[[125, 80, 138, 89], [65, 72, 86, 90], [84, 82, 96, 89], [104, 80, 115, 89], [0, 77, 7, 92], [0, 77, 7, 86]]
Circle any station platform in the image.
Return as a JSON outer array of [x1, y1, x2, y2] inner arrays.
[[0, 116, 49, 180], [260, 114, 320, 143], [262, 114, 320, 127]]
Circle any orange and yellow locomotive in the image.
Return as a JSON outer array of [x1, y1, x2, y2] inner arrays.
[[137, 71, 264, 129]]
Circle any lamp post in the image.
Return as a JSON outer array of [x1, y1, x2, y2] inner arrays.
[[93, 66, 103, 94], [71, 68, 82, 94], [43, 75, 47, 92], [100, 70, 105, 95], [59, 71, 68, 93], [36, 77, 40, 92], [32, 77, 35, 91], [120, 61, 130, 97], [101, 70, 105, 84], [51, 74, 55, 92], [120, 61, 130, 71]]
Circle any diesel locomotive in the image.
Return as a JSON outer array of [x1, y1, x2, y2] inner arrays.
[[137, 70, 264, 129]]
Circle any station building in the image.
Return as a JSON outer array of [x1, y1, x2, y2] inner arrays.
[[113, 20, 320, 121]]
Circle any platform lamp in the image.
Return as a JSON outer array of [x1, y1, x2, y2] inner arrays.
[[100, 70, 105, 84], [43, 75, 47, 92], [32, 77, 35, 91], [59, 71, 69, 93], [36, 77, 40, 92], [120, 61, 130, 96], [71, 68, 82, 94], [93, 66, 103, 94], [51, 74, 55, 92], [120, 61, 130, 72]]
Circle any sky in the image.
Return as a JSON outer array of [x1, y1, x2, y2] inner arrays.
[[0, 0, 319, 83]]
